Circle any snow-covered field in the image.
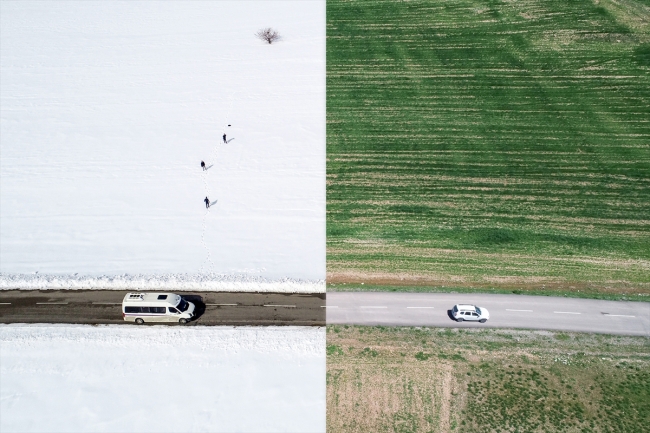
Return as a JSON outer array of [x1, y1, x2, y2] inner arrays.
[[0, 1, 325, 288], [0, 325, 325, 432]]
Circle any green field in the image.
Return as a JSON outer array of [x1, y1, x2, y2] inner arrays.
[[327, 326, 650, 433], [327, 0, 650, 296]]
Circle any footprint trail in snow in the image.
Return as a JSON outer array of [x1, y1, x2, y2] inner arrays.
[[199, 164, 214, 273], [199, 93, 238, 274]]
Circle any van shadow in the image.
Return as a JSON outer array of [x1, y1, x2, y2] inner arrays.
[[181, 294, 206, 321]]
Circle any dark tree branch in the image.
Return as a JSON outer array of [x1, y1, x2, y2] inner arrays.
[[256, 28, 281, 44]]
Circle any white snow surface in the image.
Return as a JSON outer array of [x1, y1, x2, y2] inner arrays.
[[0, 1, 325, 283], [0, 272, 324, 292], [0, 325, 326, 432]]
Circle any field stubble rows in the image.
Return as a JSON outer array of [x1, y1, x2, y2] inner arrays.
[[327, 326, 650, 433], [327, 0, 650, 295]]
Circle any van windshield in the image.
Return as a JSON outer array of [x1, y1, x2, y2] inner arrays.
[[177, 298, 189, 312]]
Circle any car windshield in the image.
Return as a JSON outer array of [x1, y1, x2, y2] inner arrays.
[[177, 298, 189, 312], [475, 307, 481, 314]]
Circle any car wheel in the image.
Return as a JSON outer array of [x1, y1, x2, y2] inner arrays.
[[479, 319, 487, 323], [135, 318, 144, 325], [179, 318, 188, 324], [457, 318, 464, 322]]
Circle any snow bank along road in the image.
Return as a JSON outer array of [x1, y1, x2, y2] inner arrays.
[[0, 291, 325, 326], [326, 293, 650, 336]]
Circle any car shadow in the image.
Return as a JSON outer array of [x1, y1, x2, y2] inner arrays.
[[446, 309, 458, 322], [181, 294, 206, 321]]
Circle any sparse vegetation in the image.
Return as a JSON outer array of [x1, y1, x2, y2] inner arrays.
[[327, 0, 650, 296], [256, 27, 280, 44], [327, 326, 650, 433]]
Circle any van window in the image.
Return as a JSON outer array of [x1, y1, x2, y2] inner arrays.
[[125, 306, 165, 314], [177, 299, 189, 312], [168, 307, 179, 314]]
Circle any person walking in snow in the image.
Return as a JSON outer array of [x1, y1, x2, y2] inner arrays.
[[204, 197, 210, 209], [201, 160, 206, 171], [222, 133, 227, 143]]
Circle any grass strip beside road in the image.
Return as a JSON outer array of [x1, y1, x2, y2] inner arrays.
[[327, 283, 650, 302], [327, 0, 650, 296], [327, 325, 650, 433]]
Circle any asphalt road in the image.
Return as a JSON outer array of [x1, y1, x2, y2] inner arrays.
[[2, 291, 648, 335], [326, 292, 650, 336], [0, 291, 325, 326]]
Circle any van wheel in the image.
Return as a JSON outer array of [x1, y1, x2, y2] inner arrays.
[[456, 318, 464, 322], [135, 318, 144, 324], [479, 319, 487, 323], [179, 318, 188, 324]]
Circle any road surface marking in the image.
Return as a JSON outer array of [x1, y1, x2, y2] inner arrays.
[[206, 303, 238, 306], [506, 309, 533, 312], [0, 303, 11, 305], [92, 302, 121, 305], [263, 304, 296, 308], [554, 311, 581, 314], [321, 305, 338, 308], [604, 314, 636, 318], [407, 307, 435, 309], [36, 302, 68, 305], [360, 306, 387, 309]]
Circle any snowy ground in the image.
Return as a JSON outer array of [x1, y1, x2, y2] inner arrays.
[[0, 272, 324, 292], [0, 1, 325, 285], [0, 325, 325, 433]]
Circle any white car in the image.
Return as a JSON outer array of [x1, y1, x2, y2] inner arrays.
[[451, 304, 489, 323]]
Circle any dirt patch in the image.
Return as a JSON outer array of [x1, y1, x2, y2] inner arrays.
[[438, 365, 452, 432]]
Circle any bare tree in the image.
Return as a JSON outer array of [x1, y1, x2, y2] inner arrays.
[[256, 27, 281, 44]]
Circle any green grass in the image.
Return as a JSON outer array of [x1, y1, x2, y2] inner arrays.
[[327, 326, 650, 433], [327, 282, 650, 302], [327, 0, 650, 294]]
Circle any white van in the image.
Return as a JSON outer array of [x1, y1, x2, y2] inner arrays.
[[122, 293, 196, 324]]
